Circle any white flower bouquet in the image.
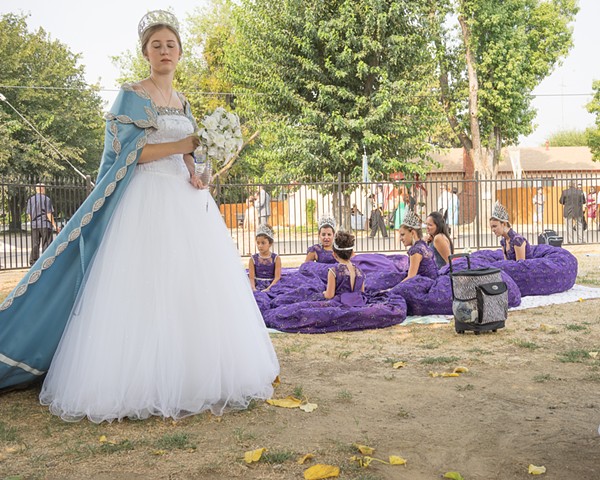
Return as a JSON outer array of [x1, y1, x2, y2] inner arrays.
[[194, 107, 244, 184]]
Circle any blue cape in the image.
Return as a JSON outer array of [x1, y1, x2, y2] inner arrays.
[[0, 85, 195, 390]]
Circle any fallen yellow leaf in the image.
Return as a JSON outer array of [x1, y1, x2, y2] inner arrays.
[[299, 402, 318, 413], [539, 323, 556, 333], [98, 435, 107, 443], [272, 375, 281, 387], [528, 464, 546, 475], [297, 453, 314, 464], [453, 366, 469, 373], [578, 298, 584, 302], [244, 447, 267, 464], [429, 371, 440, 377], [393, 361, 407, 369], [441, 372, 460, 377], [153, 450, 167, 456], [444, 472, 465, 480], [304, 464, 340, 479], [266, 396, 302, 408], [355, 444, 375, 455], [3, 446, 22, 454], [389, 455, 407, 465]]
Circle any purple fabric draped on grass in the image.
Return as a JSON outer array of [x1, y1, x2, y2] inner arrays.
[[252, 246, 577, 332], [263, 262, 407, 333], [468, 244, 578, 296]]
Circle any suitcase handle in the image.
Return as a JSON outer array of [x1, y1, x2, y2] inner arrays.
[[448, 253, 471, 272]]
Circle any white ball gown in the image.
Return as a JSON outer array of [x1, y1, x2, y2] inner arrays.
[[39, 111, 280, 422]]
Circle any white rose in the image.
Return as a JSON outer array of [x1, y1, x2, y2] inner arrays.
[[213, 133, 226, 148], [203, 116, 218, 131]]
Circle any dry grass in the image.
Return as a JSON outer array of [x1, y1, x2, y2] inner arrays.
[[1, 247, 600, 479]]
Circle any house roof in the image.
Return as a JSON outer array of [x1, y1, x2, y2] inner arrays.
[[427, 146, 597, 173]]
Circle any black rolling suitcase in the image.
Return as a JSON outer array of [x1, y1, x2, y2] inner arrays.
[[538, 229, 563, 247], [449, 254, 508, 334]]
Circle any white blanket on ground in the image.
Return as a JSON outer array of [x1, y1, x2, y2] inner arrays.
[[265, 285, 600, 333], [510, 284, 600, 311]]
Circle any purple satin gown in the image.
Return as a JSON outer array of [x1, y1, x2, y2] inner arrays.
[[251, 253, 278, 312], [263, 263, 407, 333], [306, 244, 336, 264], [500, 229, 533, 261]]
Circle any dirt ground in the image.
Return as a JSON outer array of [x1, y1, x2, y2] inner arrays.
[[1, 247, 600, 480]]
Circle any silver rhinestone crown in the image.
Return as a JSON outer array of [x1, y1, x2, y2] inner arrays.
[[256, 224, 274, 240], [318, 214, 336, 230], [401, 210, 422, 230], [491, 201, 510, 223], [138, 10, 180, 39]]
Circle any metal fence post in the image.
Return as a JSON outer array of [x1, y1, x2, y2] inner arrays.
[[85, 175, 93, 196], [475, 171, 480, 251], [337, 172, 343, 227]]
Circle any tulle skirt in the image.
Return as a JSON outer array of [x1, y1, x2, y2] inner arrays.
[[39, 164, 279, 422]]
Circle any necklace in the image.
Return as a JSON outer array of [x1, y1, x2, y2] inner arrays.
[[149, 76, 172, 108]]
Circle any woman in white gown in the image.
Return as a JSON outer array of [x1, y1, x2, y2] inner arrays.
[[39, 11, 279, 423]]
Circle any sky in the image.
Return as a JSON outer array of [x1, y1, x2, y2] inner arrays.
[[1, 0, 598, 147]]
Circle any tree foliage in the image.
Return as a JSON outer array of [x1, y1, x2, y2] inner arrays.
[[546, 129, 589, 147], [227, 0, 442, 183], [114, 2, 236, 121], [587, 80, 600, 161], [0, 14, 105, 177], [432, 0, 578, 178]]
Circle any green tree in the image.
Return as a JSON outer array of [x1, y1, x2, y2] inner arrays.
[[587, 80, 600, 161], [227, 0, 442, 187], [431, 0, 578, 179], [546, 129, 589, 147], [0, 13, 105, 177], [114, 2, 256, 184]]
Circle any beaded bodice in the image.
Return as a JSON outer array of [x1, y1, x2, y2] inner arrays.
[[137, 112, 193, 178], [253, 253, 277, 279]]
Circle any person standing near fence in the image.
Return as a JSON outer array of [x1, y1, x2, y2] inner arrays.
[[532, 187, 545, 227], [559, 181, 586, 244], [369, 192, 388, 238], [0, 10, 279, 421], [256, 185, 271, 225], [25, 183, 60, 266], [437, 184, 450, 222]]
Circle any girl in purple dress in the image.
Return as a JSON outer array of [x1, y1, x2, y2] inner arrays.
[[425, 211, 454, 269], [304, 214, 336, 264], [398, 210, 438, 281], [263, 231, 407, 333], [489, 202, 532, 261], [323, 231, 365, 303], [249, 225, 281, 292]]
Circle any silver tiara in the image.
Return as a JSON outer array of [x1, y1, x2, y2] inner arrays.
[[138, 10, 180, 39], [491, 201, 509, 223], [318, 214, 336, 230], [333, 241, 354, 251], [256, 224, 274, 240], [401, 210, 422, 230]]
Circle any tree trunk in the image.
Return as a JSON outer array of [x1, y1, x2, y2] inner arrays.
[[458, 14, 490, 181]]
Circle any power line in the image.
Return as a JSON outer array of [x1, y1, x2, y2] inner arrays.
[[0, 84, 594, 98], [0, 92, 93, 184]]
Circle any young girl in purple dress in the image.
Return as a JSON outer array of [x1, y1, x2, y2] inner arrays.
[[304, 214, 336, 264], [489, 202, 531, 261], [323, 230, 365, 304], [249, 225, 281, 292], [398, 210, 438, 281]]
